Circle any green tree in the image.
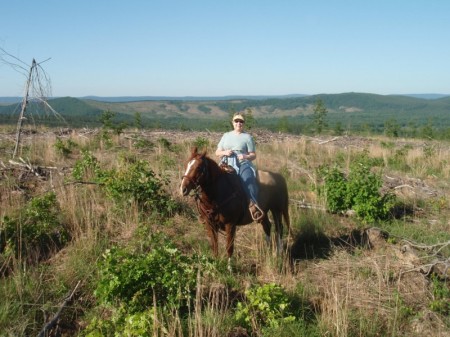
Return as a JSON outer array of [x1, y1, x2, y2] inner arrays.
[[312, 99, 328, 134], [99, 110, 115, 129], [244, 107, 256, 130], [420, 119, 434, 139], [134, 111, 143, 129], [277, 116, 289, 133], [384, 118, 400, 137], [333, 121, 344, 136]]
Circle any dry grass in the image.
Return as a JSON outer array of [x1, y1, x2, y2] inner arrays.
[[1, 127, 449, 336]]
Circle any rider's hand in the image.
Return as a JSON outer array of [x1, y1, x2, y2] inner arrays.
[[223, 149, 233, 157]]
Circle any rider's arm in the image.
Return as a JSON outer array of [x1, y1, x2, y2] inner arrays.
[[237, 151, 256, 161], [244, 152, 256, 161]]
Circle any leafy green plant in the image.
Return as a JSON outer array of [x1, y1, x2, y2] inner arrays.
[[72, 152, 177, 215], [235, 283, 296, 334], [84, 234, 216, 335], [102, 159, 178, 215], [157, 137, 172, 150], [132, 136, 154, 150], [95, 234, 215, 310], [346, 162, 395, 223], [72, 150, 103, 181], [54, 137, 77, 157], [422, 143, 435, 158], [429, 275, 450, 315], [193, 136, 210, 150], [317, 155, 395, 223], [0, 192, 69, 264], [318, 166, 350, 213], [387, 146, 411, 172]]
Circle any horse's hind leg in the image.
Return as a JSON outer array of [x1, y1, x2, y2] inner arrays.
[[272, 212, 283, 253], [260, 217, 272, 245]]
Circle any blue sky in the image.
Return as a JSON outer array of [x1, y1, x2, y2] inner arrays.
[[1, 0, 450, 97]]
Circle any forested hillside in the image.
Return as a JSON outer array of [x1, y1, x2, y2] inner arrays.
[[0, 93, 449, 138]]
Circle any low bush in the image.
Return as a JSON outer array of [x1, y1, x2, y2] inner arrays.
[[84, 234, 216, 335], [235, 283, 297, 335], [0, 192, 69, 268], [72, 152, 178, 216], [318, 154, 395, 223]]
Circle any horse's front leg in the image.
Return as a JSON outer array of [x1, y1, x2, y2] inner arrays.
[[225, 223, 236, 271], [205, 222, 219, 257]]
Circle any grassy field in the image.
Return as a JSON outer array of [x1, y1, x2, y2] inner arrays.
[[0, 126, 449, 336]]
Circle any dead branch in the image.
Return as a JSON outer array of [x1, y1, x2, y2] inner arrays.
[[290, 198, 326, 211], [400, 239, 450, 256], [401, 259, 450, 278], [318, 136, 340, 145], [8, 158, 42, 178], [63, 180, 105, 186], [394, 184, 415, 190], [38, 281, 81, 337], [287, 161, 315, 182]]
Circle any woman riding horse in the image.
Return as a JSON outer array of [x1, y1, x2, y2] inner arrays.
[[215, 113, 264, 222]]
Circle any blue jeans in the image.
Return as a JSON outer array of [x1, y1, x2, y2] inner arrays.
[[239, 162, 259, 205]]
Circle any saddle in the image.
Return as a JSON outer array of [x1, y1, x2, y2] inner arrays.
[[219, 162, 237, 174]]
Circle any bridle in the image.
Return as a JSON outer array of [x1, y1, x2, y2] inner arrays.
[[182, 156, 209, 192]]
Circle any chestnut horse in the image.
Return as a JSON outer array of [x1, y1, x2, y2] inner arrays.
[[180, 147, 290, 262]]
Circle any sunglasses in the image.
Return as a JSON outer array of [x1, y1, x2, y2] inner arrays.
[[233, 119, 244, 124]]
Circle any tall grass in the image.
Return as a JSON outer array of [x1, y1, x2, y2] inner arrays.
[[0, 129, 449, 336]]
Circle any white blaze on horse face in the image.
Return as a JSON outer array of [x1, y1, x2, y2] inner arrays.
[[180, 159, 197, 194]]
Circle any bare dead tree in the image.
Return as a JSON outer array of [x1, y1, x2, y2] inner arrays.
[[1, 47, 61, 158], [13, 59, 35, 158]]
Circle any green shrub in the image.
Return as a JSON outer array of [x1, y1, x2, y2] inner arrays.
[[157, 137, 172, 150], [72, 150, 103, 181], [85, 234, 216, 335], [193, 136, 210, 150], [318, 155, 395, 223], [346, 162, 395, 223], [72, 152, 178, 216], [318, 166, 350, 213], [132, 136, 154, 150], [54, 137, 77, 157], [387, 146, 411, 172], [429, 275, 450, 315], [235, 283, 296, 334], [101, 160, 178, 215], [0, 192, 69, 264]]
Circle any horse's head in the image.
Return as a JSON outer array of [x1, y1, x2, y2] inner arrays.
[[180, 147, 208, 196]]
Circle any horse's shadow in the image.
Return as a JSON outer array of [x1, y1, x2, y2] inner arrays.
[[288, 221, 381, 261]]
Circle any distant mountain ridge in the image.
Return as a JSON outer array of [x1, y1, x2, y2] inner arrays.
[[1, 93, 449, 104], [0, 94, 310, 104], [0, 92, 449, 130]]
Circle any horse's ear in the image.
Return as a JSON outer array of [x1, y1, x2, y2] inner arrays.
[[191, 146, 206, 157]]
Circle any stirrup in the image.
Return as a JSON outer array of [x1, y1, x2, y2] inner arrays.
[[249, 202, 264, 222]]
